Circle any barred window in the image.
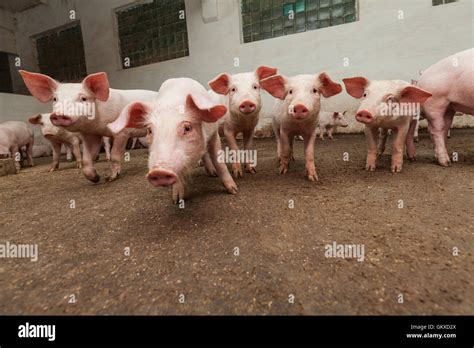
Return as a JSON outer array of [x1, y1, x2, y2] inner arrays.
[[116, 0, 189, 69], [0, 52, 13, 93], [35, 23, 87, 82], [432, 0, 457, 5], [241, 0, 358, 43]]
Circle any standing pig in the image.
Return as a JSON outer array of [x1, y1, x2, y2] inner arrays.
[[19, 70, 158, 183], [28, 113, 82, 171], [208, 66, 277, 177], [411, 49, 474, 166], [260, 72, 342, 181], [343, 77, 432, 172], [107, 78, 237, 203], [318, 111, 349, 140], [0, 121, 34, 173]]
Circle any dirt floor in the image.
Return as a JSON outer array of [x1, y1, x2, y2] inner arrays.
[[0, 129, 473, 315]]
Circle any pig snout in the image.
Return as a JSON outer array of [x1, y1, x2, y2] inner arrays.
[[147, 168, 177, 187], [356, 110, 374, 124], [291, 104, 309, 119], [239, 100, 256, 114], [50, 113, 74, 127]]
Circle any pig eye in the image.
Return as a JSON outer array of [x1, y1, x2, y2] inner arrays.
[[289, 89, 293, 94], [231, 87, 236, 93], [253, 84, 258, 90], [183, 123, 193, 134], [363, 92, 367, 98], [80, 96, 87, 102], [53, 97, 57, 102], [312, 88, 318, 94]]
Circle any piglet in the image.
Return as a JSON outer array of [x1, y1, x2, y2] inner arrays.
[[343, 77, 432, 172], [107, 78, 237, 203], [412, 49, 474, 166], [19, 70, 158, 183], [208, 66, 277, 177], [0, 121, 34, 173], [318, 111, 349, 140], [28, 113, 82, 171], [260, 72, 342, 181]]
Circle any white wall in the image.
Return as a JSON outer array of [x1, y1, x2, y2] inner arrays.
[[3, 0, 474, 133]]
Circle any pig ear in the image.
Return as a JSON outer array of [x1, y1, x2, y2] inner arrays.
[[256, 66, 278, 81], [28, 114, 42, 125], [260, 75, 287, 100], [209, 73, 231, 95], [398, 86, 432, 105], [19, 70, 58, 103], [318, 72, 342, 98], [186, 93, 227, 123], [342, 76, 370, 99], [108, 102, 152, 134], [82, 72, 110, 102]]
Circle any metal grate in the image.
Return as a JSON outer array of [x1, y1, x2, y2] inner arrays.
[[241, 0, 357, 43], [116, 0, 189, 68], [35, 24, 87, 82]]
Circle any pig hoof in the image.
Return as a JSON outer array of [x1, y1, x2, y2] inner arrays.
[[391, 166, 403, 173], [246, 166, 257, 174], [105, 174, 119, 182], [438, 159, 450, 167], [290, 155, 295, 161], [88, 175, 101, 183], [49, 167, 58, 172], [232, 168, 243, 178], [307, 174, 319, 182], [366, 164, 376, 171], [279, 165, 288, 175], [207, 170, 218, 177], [226, 184, 238, 195]]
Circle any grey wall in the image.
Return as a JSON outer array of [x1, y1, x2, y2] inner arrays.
[[1, 0, 473, 132]]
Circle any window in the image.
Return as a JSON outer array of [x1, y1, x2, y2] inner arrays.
[[241, 0, 358, 43], [432, 0, 457, 5], [116, 0, 189, 69], [0, 52, 13, 93], [35, 23, 87, 82]]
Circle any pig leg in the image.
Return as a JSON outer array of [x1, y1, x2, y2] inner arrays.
[[208, 133, 238, 194], [303, 129, 318, 182], [443, 109, 455, 140], [11, 145, 21, 173], [243, 129, 257, 173], [81, 134, 103, 182], [365, 126, 379, 171], [172, 176, 186, 204], [223, 126, 243, 178], [289, 135, 295, 161], [106, 133, 128, 182], [414, 118, 420, 143], [424, 99, 451, 166], [103, 137, 111, 161], [66, 145, 72, 161], [26, 137, 34, 167], [406, 119, 418, 161], [202, 152, 217, 177], [377, 128, 388, 157], [391, 124, 410, 173], [71, 139, 82, 169], [319, 125, 325, 140], [49, 141, 62, 172], [273, 119, 282, 163], [279, 130, 291, 175], [327, 127, 334, 140]]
